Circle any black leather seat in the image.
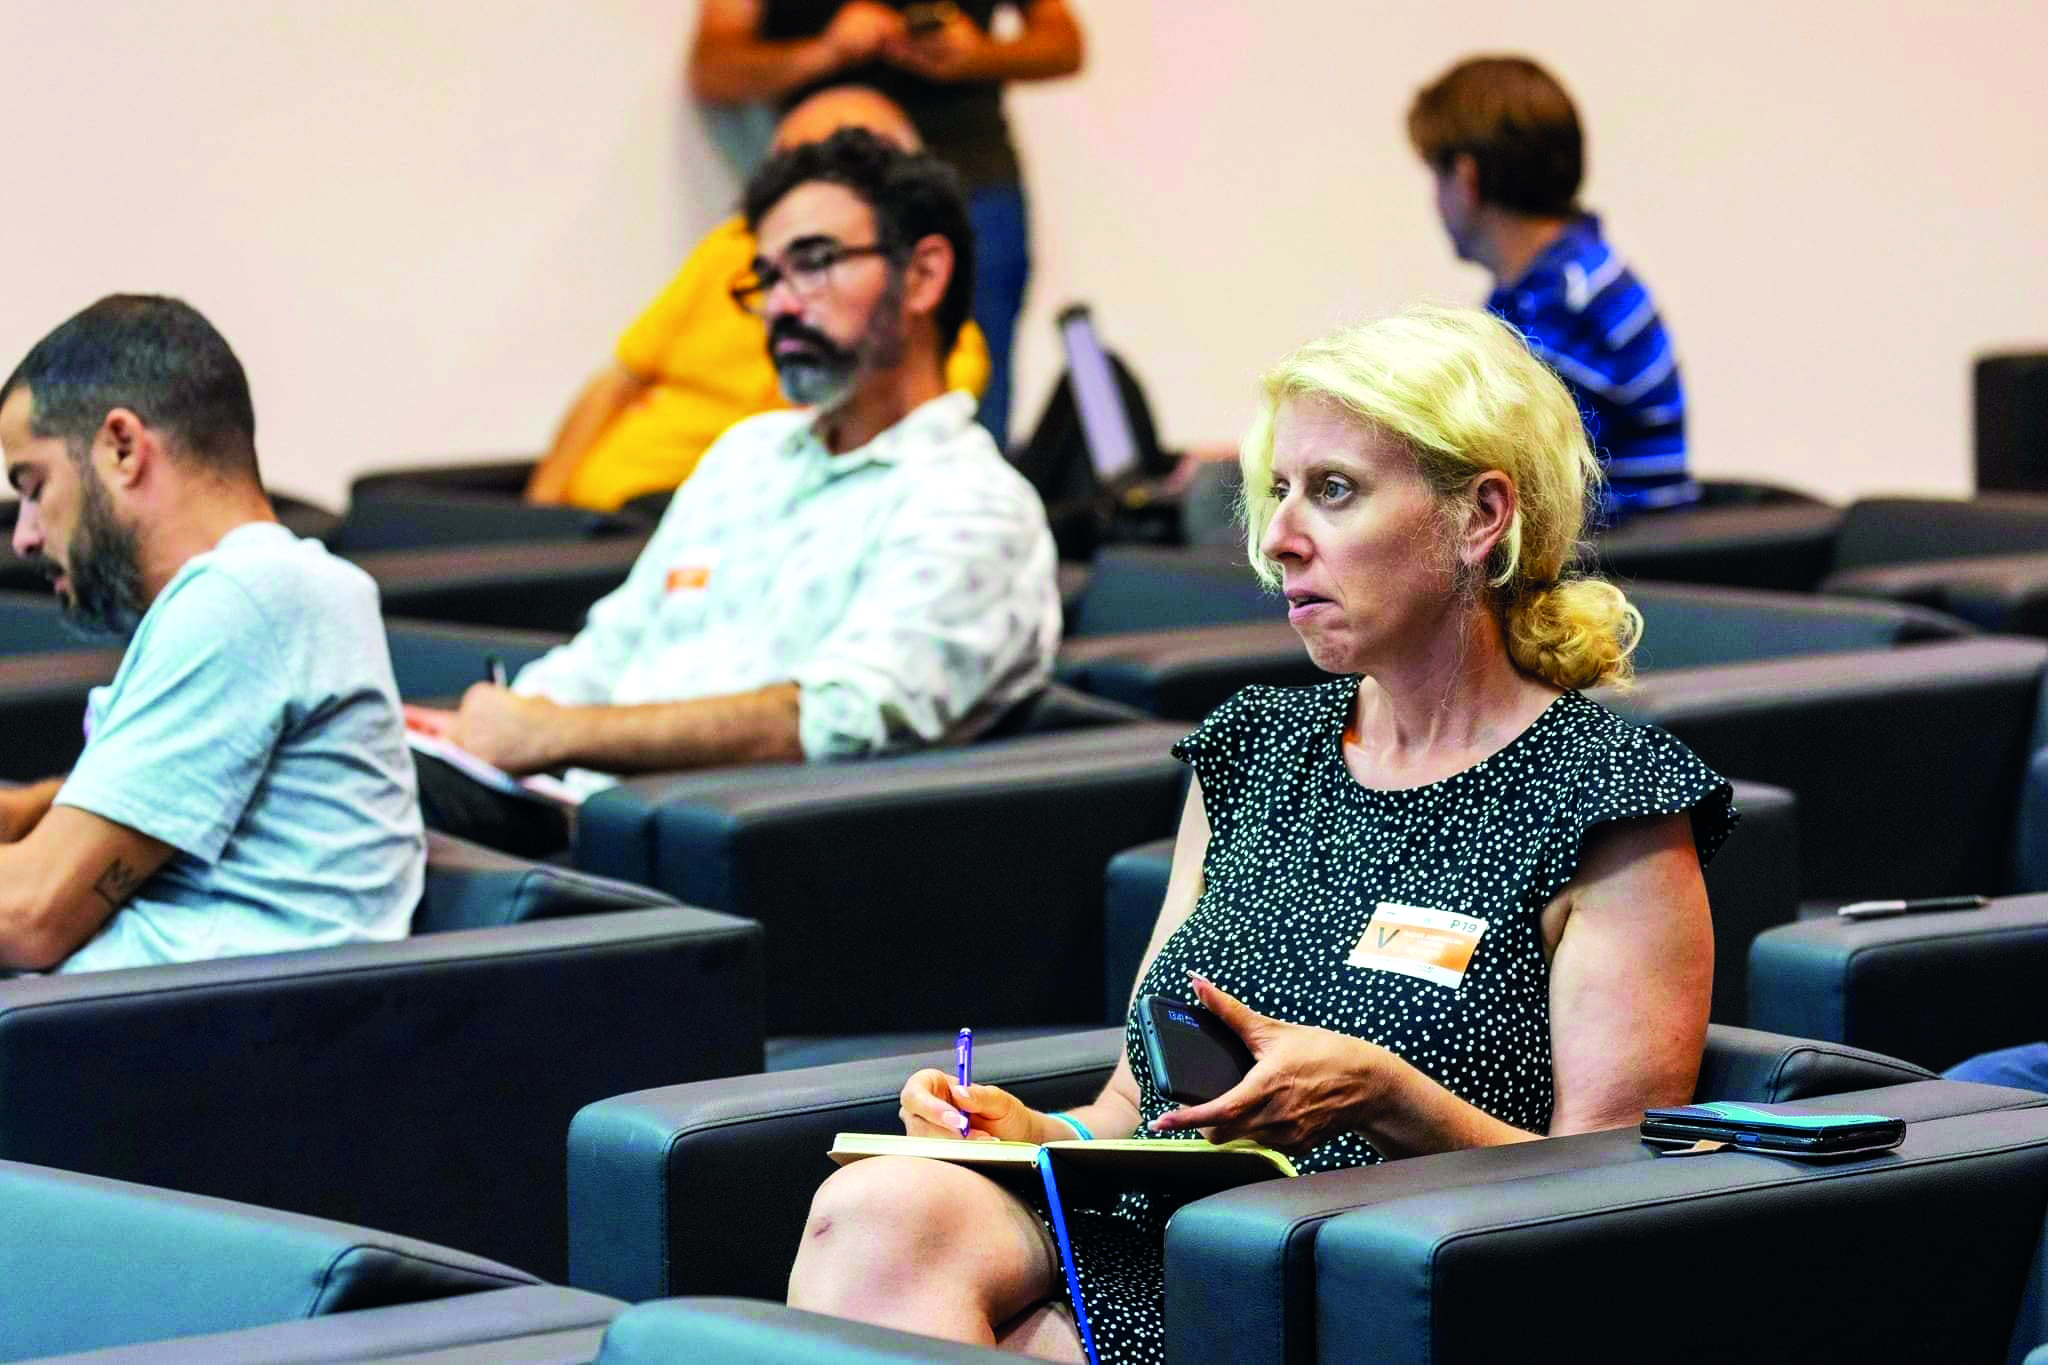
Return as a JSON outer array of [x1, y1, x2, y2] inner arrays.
[[0, 1158, 624, 1362], [1590, 501, 1845, 591], [351, 536, 650, 633], [1749, 891, 2048, 1073], [574, 711, 1187, 1038], [1597, 637, 2048, 907], [1101, 778, 1799, 1028], [562, 1024, 1933, 1305], [0, 834, 763, 1283], [1055, 582, 1973, 721]]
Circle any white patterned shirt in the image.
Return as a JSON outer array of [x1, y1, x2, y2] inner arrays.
[[514, 390, 1060, 761]]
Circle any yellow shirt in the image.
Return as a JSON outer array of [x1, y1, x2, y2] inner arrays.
[[560, 216, 992, 512]]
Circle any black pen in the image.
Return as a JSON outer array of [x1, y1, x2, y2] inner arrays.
[[1837, 895, 1990, 920], [485, 654, 508, 687]]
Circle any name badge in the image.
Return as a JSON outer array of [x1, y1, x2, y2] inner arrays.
[[664, 546, 721, 593], [1345, 902, 1489, 990]]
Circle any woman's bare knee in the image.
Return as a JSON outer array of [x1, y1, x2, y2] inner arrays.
[[787, 1156, 1056, 1339]]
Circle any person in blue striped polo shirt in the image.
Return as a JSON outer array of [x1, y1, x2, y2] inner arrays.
[[1409, 56, 1698, 520]]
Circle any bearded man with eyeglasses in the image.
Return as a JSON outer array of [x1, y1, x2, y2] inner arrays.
[[407, 127, 1059, 858]]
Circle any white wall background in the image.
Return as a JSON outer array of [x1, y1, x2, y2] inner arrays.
[[2, 1, 2044, 509]]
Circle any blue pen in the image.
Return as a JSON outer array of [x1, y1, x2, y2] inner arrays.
[[954, 1027, 973, 1134]]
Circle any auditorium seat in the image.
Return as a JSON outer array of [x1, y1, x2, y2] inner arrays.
[[583, 1299, 1012, 1363], [1597, 637, 2048, 908], [1101, 779, 1800, 1029], [1749, 892, 2048, 1074], [1590, 500, 1844, 591], [562, 1023, 1933, 1305], [350, 536, 650, 634], [0, 833, 763, 1283], [333, 481, 650, 555], [574, 699, 1187, 1039], [1221, 1083, 2048, 1365], [1055, 583, 1973, 720], [0, 1159, 623, 1362]]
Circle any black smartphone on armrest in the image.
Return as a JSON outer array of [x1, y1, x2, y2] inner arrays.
[[1137, 994, 1255, 1105], [1640, 1102, 1906, 1157]]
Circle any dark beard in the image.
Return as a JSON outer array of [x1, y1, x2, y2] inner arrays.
[[768, 272, 908, 412], [53, 465, 147, 639]]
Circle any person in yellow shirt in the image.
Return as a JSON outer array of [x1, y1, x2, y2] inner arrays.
[[526, 85, 990, 511]]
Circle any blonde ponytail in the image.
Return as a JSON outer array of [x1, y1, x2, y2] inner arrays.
[[1504, 577, 1641, 690]]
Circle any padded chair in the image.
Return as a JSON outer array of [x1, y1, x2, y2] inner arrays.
[[574, 705, 1187, 1040], [334, 485, 649, 555], [1209, 1083, 2048, 1365], [1055, 583, 1973, 721], [563, 1023, 1933, 1305], [1596, 637, 2048, 907], [0, 1159, 623, 1363], [348, 536, 650, 633], [1590, 500, 1844, 591], [0, 833, 763, 1283], [1061, 545, 1277, 638], [1748, 891, 2048, 1073], [383, 617, 569, 700], [1101, 779, 1799, 1029]]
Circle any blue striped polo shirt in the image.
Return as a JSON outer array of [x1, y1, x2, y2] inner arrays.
[[1487, 215, 1697, 520]]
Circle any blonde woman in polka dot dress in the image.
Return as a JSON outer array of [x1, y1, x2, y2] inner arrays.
[[788, 305, 1736, 1362]]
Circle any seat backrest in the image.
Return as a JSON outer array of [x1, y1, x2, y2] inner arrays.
[[334, 489, 639, 554], [1694, 1023, 1933, 1101], [0, 1158, 535, 1359], [415, 831, 678, 933], [1599, 638, 2048, 899], [383, 619, 568, 701], [978, 681, 1149, 739], [1066, 545, 1278, 637], [1834, 494, 2048, 574], [0, 589, 91, 656], [1630, 581, 1973, 671]]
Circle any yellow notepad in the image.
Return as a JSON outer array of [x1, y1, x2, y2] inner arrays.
[[828, 1132, 1297, 1194]]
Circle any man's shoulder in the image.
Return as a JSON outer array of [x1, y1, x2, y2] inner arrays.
[[158, 526, 376, 641]]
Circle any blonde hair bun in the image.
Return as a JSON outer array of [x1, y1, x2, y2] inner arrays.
[[1505, 577, 1642, 690]]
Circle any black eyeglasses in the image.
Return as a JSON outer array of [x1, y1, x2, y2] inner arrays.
[[730, 239, 894, 316]]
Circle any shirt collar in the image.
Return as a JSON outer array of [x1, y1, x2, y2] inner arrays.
[[781, 390, 980, 472], [1498, 213, 1605, 296]]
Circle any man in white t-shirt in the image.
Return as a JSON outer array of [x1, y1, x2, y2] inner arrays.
[[0, 295, 423, 974]]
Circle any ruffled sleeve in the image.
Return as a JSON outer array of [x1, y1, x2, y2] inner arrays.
[[1532, 705, 1739, 905]]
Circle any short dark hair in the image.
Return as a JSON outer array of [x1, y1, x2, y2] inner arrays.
[[1407, 56, 1584, 218], [0, 294, 260, 481], [742, 128, 976, 352]]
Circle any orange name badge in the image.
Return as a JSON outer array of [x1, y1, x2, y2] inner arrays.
[[1345, 903, 1489, 990], [664, 547, 721, 594]]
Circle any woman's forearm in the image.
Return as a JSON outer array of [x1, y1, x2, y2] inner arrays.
[[690, 34, 845, 103], [1350, 1043, 1545, 1159]]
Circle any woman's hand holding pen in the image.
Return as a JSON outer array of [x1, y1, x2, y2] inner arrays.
[[897, 1070, 1060, 1143], [1149, 973, 1395, 1154]]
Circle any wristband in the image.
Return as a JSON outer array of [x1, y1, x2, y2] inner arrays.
[[1047, 1110, 1094, 1141]]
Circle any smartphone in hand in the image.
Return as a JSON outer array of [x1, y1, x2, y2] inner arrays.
[[1137, 994, 1255, 1105]]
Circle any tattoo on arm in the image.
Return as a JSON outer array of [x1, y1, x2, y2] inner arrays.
[[91, 857, 144, 910]]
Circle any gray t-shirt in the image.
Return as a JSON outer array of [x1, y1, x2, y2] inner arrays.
[[53, 521, 423, 973]]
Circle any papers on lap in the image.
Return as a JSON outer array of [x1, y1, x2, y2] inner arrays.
[[404, 729, 584, 808]]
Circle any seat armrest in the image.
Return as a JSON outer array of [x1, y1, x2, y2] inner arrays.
[[1166, 1079, 2039, 1365], [595, 1299, 1012, 1363], [1691, 1022, 1933, 1100], [1308, 1104, 2048, 1365], [26, 1285, 623, 1365], [0, 908, 763, 1283], [567, 1029, 1121, 1303], [1749, 892, 2048, 1071]]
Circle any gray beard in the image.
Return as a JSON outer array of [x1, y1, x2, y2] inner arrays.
[[774, 355, 858, 410], [771, 272, 908, 412]]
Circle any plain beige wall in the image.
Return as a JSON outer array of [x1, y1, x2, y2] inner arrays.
[[3, 1, 2044, 509]]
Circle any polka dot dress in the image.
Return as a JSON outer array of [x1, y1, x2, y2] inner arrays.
[[1057, 679, 1737, 1364]]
